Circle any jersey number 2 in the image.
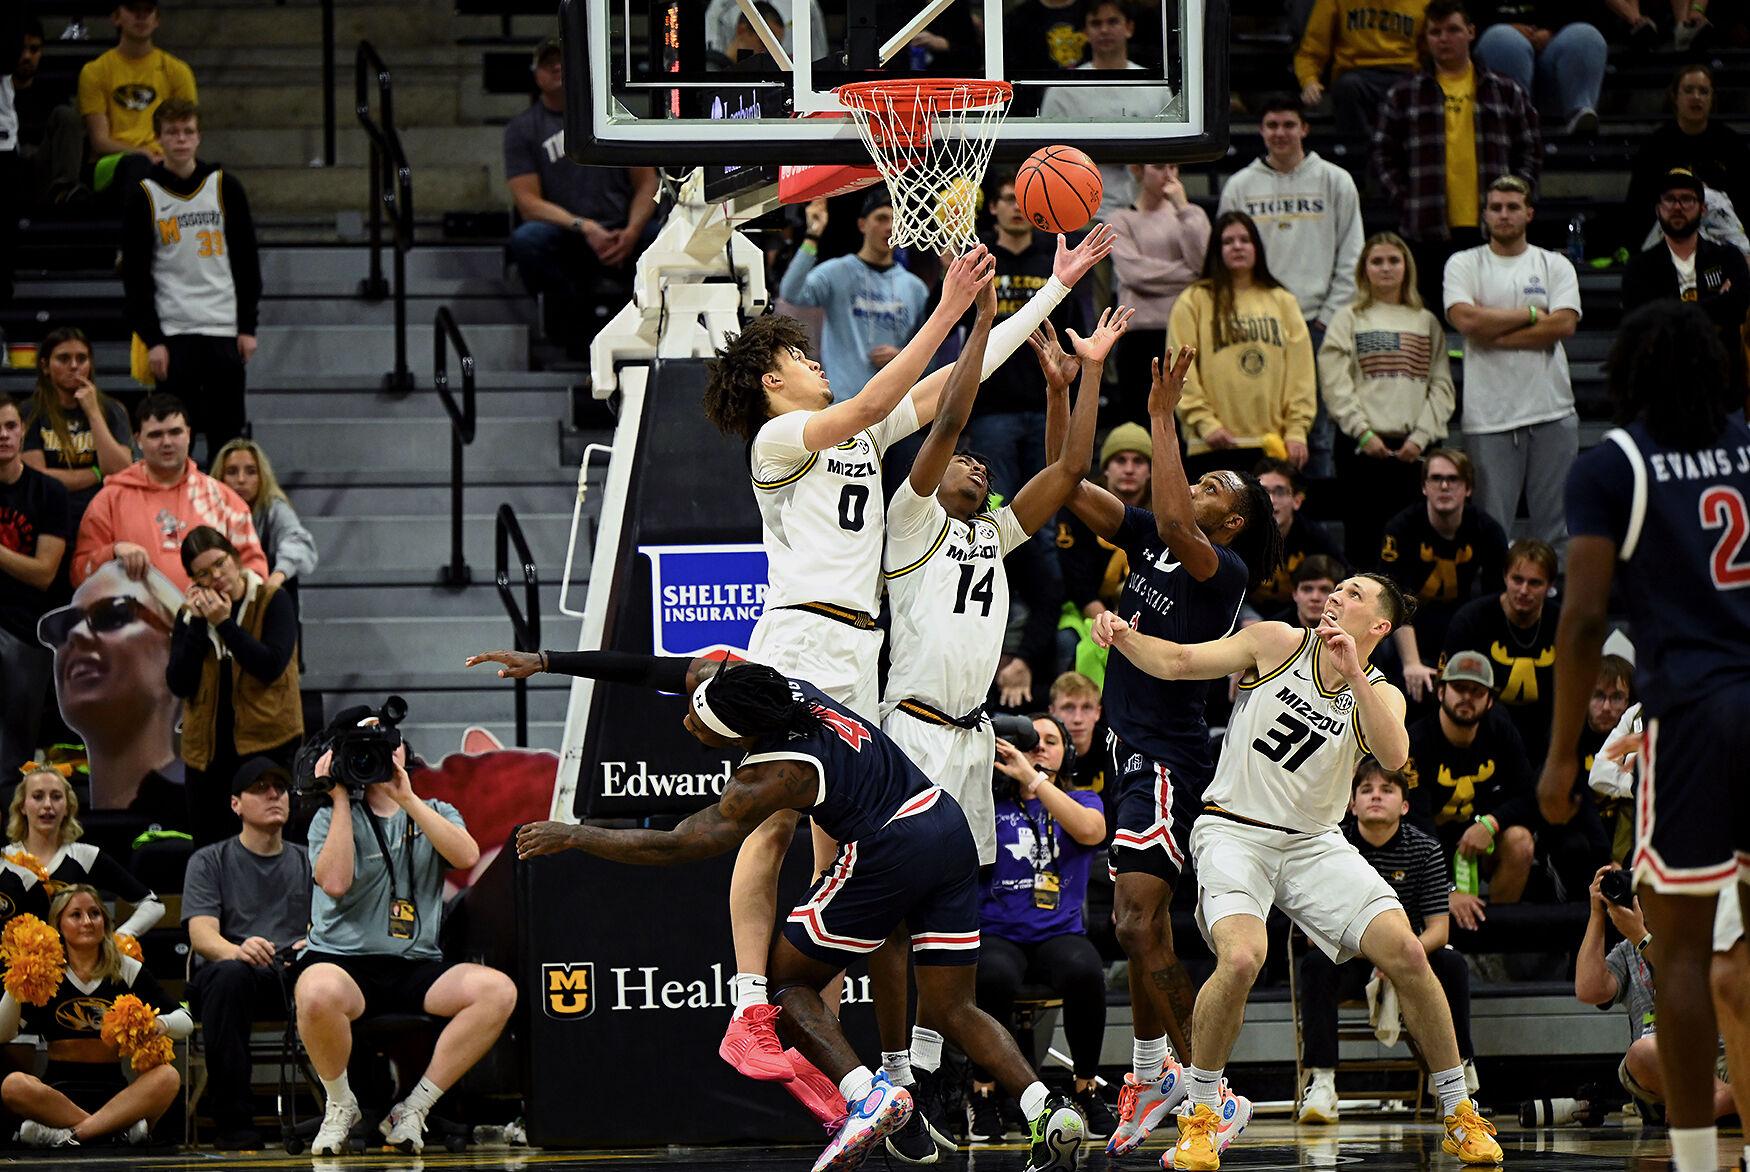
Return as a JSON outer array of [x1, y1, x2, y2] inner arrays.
[[954, 564, 996, 617], [1700, 486, 1750, 589], [838, 485, 868, 532], [1252, 713, 1328, 772]]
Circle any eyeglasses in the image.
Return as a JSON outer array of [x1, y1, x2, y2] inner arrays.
[[37, 596, 171, 650], [241, 779, 289, 796], [1660, 194, 1701, 208], [1426, 473, 1463, 486], [189, 554, 232, 584], [1263, 484, 1295, 499]]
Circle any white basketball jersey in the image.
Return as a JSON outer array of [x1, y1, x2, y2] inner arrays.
[[142, 172, 237, 336], [750, 399, 919, 616], [1204, 627, 1387, 834], [881, 482, 1028, 716]]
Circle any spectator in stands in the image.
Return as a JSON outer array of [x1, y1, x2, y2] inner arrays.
[[1470, 0, 1606, 136], [122, 98, 260, 460], [1054, 420, 1148, 681], [1295, 0, 1423, 147], [212, 439, 316, 595], [1038, 3, 1167, 218], [76, 0, 196, 198], [1442, 537, 1559, 761], [1374, 0, 1542, 316], [1377, 450, 1509, 701], [1169, 211, 1316, 478], [1298, 759, 1475, 1124], [1005, 0, 1090, 114], [6, 18, 84, 209], [297, 719, 516, 1157], [1218, 95, 1364, 478], [503, 37, 659, 348], [1581, 655, 1635, 864], [0, 394, 70, 779], [1108, 164, 1210, 423], [168, 526, 301, 847], [1274, 552, 1345, 628], [1602, 0, 1715, 49], [1247, 457, 1345, 615], [1320, 232, 1457, 565], [1047, 671, 1117, 961], [71, 393, 266, 592], [710, 2, 785, 66], [5, 768, 168, 942], [778, 190, 929, 404], [1403, 650, 1536, 929], [703, 0, 828, 62], [1622, 66, 1750, 252], [1444, 175, 1580, 552], [22, 328, 134, 542], [974, 714, 1113, 1140], [183, 756, 312, 1149], [0, 884, 189, 1146]]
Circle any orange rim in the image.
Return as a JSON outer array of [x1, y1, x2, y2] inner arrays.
[[834, 78, 1014, 114]]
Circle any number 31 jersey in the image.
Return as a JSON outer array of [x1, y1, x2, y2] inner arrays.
[[1205, 626, 1386, 834], [882, 481, 1029, 716]]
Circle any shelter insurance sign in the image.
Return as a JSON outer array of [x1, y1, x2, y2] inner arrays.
[[643, 543, 768, 656]]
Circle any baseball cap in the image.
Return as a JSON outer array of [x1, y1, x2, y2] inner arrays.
[[1440, 650, 1495, 691], [231, 757, 292, 796], [859, 186, 893, 217], [532, 36, 563, 68], [1100, 422, 1153, 467], [1661, 167, 1705, 200]]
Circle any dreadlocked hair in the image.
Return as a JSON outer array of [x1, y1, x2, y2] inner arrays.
[[703, 315, 813, 443], [1608, 301, 1735, 451], [1227, 474, 1287, 589], [1358, 572, 1416, 632], [707, 663, 825, 740]]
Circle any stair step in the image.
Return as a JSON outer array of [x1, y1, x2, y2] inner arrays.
[[303, 511, 580, 574], [249, 369, 580, 393], [257, 297, 527, 327], [288, 479, 595, 519], [238, 164, 495, 217], [278, 465, 584, 490], [251, 386, 565, 420], [210, 124, 515, 171], [303, 614, 566, 674], [157, 4, 504, 52], [253, 415, 558, 469], [298, 581, 572, 621], [248, 322, 526, 377], [258, 246, 511, 295]]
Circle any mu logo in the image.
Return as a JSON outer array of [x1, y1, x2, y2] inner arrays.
[[542, 962, 595, 1020]]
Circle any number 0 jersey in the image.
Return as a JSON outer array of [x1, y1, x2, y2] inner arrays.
[[750, 399, 920, 616], [141, 171, 237, 336], [881, 481, 1029, 717], [1205, 626, 1386, 834]]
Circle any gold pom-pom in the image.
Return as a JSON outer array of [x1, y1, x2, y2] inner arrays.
[[1, 914, 65, 1007], [100, 994, 173, 1071], [113, 933, 143, 962], [3, 850, 51, 884]]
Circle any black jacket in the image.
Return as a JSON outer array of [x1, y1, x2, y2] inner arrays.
[[1622, 235, 1750, 337]]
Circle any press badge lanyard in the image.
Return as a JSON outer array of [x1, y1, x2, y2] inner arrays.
[[1019, 790, 1062, 911], [364, 808, 418, 940]]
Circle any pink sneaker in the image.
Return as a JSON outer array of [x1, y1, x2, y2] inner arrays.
[[719, 1004, 796, 1081], [783, 1047, 849, 1130]]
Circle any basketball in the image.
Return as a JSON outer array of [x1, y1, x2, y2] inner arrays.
[[1015, 145, 1103, 234], [932, 177, 981, 241]]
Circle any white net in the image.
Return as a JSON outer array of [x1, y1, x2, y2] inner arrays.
[[835, 79, 1013, 256]]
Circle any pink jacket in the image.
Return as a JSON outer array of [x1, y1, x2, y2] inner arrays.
[[72, 459, 268, 590]]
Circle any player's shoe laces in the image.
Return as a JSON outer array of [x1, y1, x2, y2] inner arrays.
[[1443, 1099, 1504, 1165], [814, 1073, 911, 1172], [720, 1003, 796, 1082], [783, 1048, 849, 1131], [910, 1066, 958, 1150], [1167, 1102, 1221, 1170], [1106, 1058, 1190, 1155], [1023, 1094, 1085, 1172], [14, 1120, 78, 1147], [1073, 1083, 1118, 1139], [1299, 1074, 1339, 1125], [380, 1099, 429, 1153], [1213, 1082, 1253, 1153], [312, 1097, 361, 1156]]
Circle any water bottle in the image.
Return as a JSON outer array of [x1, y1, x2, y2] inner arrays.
[[1565, 213, 1586, 265], [1454, 853, 1479, 896]]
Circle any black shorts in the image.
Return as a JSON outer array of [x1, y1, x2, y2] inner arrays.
[[44, 1060, 126, 1113], [1637, 686, 1750, 893], [1106, 729, 1203, 887], [299, 952, 454, 1015]]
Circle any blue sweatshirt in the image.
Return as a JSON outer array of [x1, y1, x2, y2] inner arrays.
[[778, 247, 929, 402]]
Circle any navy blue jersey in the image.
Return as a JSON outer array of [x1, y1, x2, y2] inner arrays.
[[741, 679, 933, 843], [1101, 507, 1250, 768], [1566, 419, 1750, 717]]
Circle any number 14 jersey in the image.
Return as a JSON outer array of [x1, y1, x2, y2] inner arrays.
[[1205, 626, 1386, 834]]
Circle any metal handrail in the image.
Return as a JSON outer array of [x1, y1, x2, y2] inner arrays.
[[321, 0, 336, 166], [433, 307, 476, 586], [355, 40, 415, 392], [495, 504, 542, 747]]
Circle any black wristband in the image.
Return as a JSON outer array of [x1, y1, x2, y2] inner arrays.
[[543, 650, 694, 694]]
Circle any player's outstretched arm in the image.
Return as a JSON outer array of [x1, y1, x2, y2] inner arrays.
[[515, 759, 818, 865], [465, 649, 724, 693], [1146, 345, 1223, 581], [1537, 534, 1616, 824], [1094, 611, 1299, 682], [908, 270, 998, 497], [1033, 320, 1127, 539]]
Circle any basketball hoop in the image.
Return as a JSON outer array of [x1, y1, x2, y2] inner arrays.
[[833, 78, 1013, 255]]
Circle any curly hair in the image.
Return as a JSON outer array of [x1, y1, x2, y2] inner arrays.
[[704, 662, 824, 740], [703, 315, 813, 443], [1227, 474, 1287, 589], [1608, 300, 1734, 451]]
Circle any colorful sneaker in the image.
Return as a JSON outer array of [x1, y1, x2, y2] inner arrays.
[[1167, 1102, 1221, 1170], [1106, 1058, 1190, 1155], [380, 1098, 429, 1154], [885, 1105, 939, 1165], [968, 1086, 1005, 1142], [1443, 1099, 1504, 1165], [813, 1074, 911, 1172], [1073, 1084, 1118, 1140], [721, 1004, 797, 1082], [1023, 1094, 1086, 1172], [784, 1048, 850, 1131], [15, 1120, 78, 1147], [910, 1066, 958, 1150], [311, 1097, 361, 1157], [1298, 1074, 1339, 1125], [1214, 1082, 1253, 1152]]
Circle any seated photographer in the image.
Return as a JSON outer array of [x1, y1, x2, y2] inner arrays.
[[5, 766, 166, 939], [183, 757, 311, 1150], [974, 714, 1114, 1141], [295, 707, 517, 1156], [0, 885, 191, 1147]]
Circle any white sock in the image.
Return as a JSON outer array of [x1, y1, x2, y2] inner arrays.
[[1133, 1034, 1168, 1084], [321, 1073, 355, 1107], [1019, 1080, 1050, 1120], [730, 973, 768, 1016], [1307, 1066, 1336, 1087], [403, 1076, 442, 1115], [1432, 1065, 1469, 1122], [1669, 1126, 1717, 1172], [882, 1050, 914, 1087], [910, 1026, 945, 1074], [839, 1065, 876, 1105], [1188, 1065, 1223, 1110]]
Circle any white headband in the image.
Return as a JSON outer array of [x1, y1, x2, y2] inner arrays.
[[691, 676, 743, 740]]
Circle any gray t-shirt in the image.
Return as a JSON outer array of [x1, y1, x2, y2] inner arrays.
[[502, 101, 634, 231], [181, 837, 312, 964], [1603, 938, 1657, 1042], [305, 798, 466, 961]]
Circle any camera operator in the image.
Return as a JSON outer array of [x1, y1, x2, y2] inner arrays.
[[1575, 862, 1738, 1124], [294, 709, 517, 1156], [181, 757, 311, 1149]]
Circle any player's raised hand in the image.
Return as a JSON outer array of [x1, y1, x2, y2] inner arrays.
[[940, 244, 997, 315], [1025, 321, 1078, 395], [466, 649, 544, 678], [1090, 609, 1132, 650], [975, 267, 998, 321], [1065, 305, 1136, 364], [1149, 345, 1196, 417], [1315, 618, 1364, 681], [1051, 222, 1116, 286]]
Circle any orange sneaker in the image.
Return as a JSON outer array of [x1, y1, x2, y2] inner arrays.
[[784, 1048, 849, 1131], [719, 1004, 796, 1081], [1443, 1099, 1504, 1165], [1166, 1103, 1221, 1170]]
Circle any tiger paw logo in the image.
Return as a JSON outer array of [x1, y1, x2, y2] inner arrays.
[[542, 961, 595, 1019], [113, 84, 158, 112], [1379, 535, 1399, 563]]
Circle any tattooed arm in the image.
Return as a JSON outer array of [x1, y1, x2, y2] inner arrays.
[[514, 758, 819, 865]]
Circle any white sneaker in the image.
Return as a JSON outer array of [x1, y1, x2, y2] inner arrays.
[[380, 1099, 429, 1154], [1463, 1058, 1480, 1097], [1105, 1057, 1190, 1155], [15, 1120, 78, 1147], [312, 1096, 361, 1156], [1299, 1075, 1339, 1125], [126, 1118, 150, 1145], [1214, 1081, 1253, 1152], [814, 1074, 911, 1172]]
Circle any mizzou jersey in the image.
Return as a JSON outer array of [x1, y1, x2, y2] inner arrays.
[[1207, 626, 1387, 833], [750, 400, 919, 615], [883, 483, 1029, 716], [140, 171, 237, 336]]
